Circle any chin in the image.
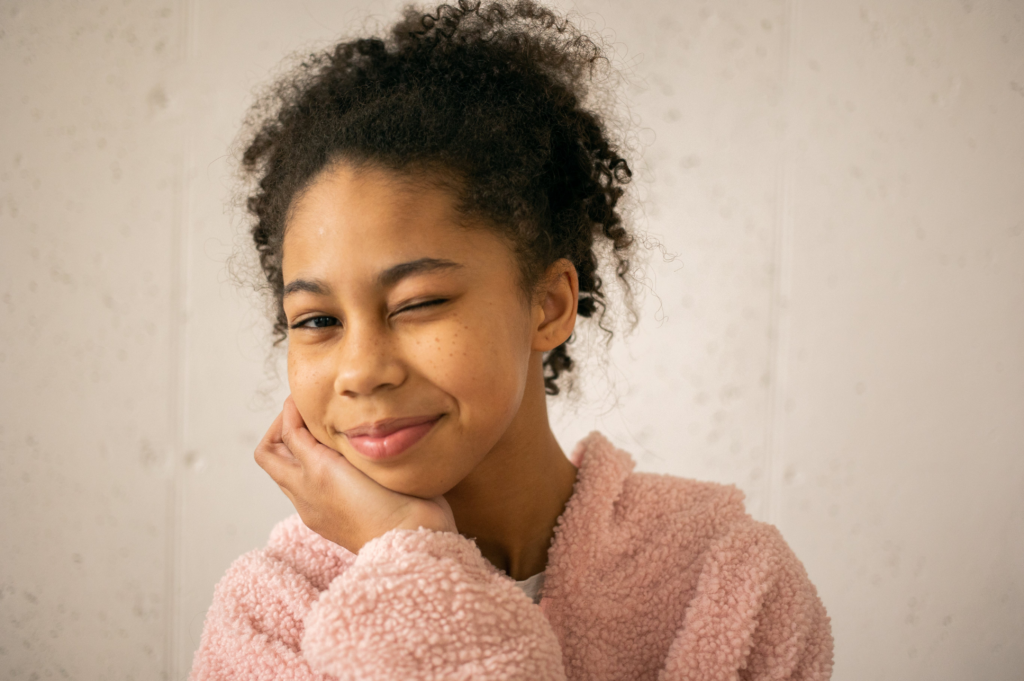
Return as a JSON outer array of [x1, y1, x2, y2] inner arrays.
[[375, 472, 452, 500]]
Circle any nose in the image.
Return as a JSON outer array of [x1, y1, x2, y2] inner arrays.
[[332, 319, 406, 397]]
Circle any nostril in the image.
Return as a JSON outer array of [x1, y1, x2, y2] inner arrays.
[[332, 349, 407, 397]]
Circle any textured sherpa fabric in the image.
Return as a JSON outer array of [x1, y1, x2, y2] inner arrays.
[[189, 432, 833, 680]]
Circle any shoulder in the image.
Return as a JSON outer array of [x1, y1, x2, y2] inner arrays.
[[621, 467, 750, 542], [555, 432, 826, 606], [604, 435, 812, 580], [608, 448, 814, 589], [664, 512, 834, 679], [564, 434, 833, 677], [562, 432, 753, 556]]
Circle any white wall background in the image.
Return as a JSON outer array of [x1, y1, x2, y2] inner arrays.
[[1, 0, 1021, 679]]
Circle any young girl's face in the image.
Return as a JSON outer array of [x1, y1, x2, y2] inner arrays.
[[281, 163, 539, 498]]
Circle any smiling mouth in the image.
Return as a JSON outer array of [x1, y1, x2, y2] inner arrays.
[[343, 415, 443, 461]]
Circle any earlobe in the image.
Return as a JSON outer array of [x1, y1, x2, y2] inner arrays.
[[532, 259, 579, 352]]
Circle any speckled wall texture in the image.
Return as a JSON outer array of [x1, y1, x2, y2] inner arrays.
[[1, 1, 1021, 679]]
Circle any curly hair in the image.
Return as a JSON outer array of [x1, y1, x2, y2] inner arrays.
[[240, 0, 636, 395]]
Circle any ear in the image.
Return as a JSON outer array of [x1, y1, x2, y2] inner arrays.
[[531, 258, 579, 352]]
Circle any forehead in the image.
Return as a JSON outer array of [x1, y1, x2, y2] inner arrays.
[[282, 163, 512, 281]]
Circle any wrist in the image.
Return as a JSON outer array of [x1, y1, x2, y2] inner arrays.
[[394, 508, 457, 535]]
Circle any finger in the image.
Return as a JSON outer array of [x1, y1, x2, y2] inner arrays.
[[281, 395, 310, 438], [255, 439, 301, 485], [254, 409, 285, 471], [255, 410, 302, 487], [258, 409, 286, 450], [280, 397, 339, 465], [280, 396, 310, 456]]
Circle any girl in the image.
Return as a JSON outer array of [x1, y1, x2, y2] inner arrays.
[[190, 1, 833, 679]]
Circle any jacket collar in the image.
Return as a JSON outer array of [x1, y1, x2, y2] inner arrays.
[[540, 432, 636, 614]]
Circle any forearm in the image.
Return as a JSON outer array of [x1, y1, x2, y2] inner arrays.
[[303, 527, 567, 681]]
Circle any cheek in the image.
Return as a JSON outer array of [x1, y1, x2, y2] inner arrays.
[[417, 311, 532, 424], [286, 345, 336, 441]]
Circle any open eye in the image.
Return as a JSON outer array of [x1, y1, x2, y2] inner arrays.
[[291, 315, 339, 329]]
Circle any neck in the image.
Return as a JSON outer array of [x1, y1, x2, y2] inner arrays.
[[444, 356, 578, 581]]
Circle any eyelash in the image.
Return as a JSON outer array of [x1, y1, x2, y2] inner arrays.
[[291, 315, 337, 330], [400, 298, 447, 314], [290, 299, 448, 330]]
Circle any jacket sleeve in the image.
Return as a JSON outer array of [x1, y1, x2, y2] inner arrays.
[[189, 526, 566, 681], [301, 527, 567, 681], [188, 550, 328, 681], [659, 522, 834, 681]]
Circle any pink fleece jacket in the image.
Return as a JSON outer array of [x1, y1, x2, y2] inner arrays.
[[190, 432, 833, 680]]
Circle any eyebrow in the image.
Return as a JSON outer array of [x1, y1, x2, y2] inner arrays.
[[283, 278, 330, 298], [377, 257, 464, 288], [282, 258, 463, 298]]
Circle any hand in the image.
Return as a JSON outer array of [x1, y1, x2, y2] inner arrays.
[[254, 396, 458, 553]]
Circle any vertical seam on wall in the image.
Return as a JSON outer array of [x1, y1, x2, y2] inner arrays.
[[165, 173, 184, 681], [166, 0, 195, 678], [764, 0, 796, 526]]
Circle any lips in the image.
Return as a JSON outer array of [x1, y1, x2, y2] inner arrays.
[[343, 414, 442, 461]]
